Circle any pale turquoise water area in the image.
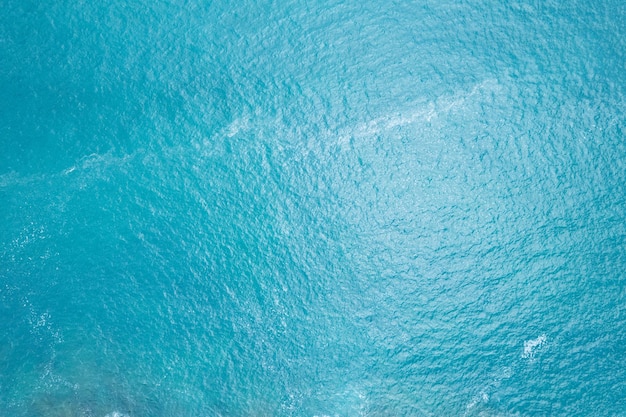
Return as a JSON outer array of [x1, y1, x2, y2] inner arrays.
[[1, 0, 626, 416]]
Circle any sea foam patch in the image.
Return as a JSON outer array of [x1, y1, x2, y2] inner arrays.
[[522, 334, 547, 359]]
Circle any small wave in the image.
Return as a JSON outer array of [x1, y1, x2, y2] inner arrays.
[[0, 171, 41, 189], [223, 117, 250, 138], [66, 150, 137, 175], [522, 334, 547, 358], [336, 78, 500, 147], [61, 166, 76, 175]]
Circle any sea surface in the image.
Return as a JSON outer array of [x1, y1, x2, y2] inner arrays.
[[1, 0, 625, 416]]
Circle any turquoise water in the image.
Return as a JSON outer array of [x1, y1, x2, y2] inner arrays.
[[1, 0, 626, 415]]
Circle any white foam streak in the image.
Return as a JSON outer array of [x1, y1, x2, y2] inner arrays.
[[336, 78, 499, 148], [522, 334, 547, 358]]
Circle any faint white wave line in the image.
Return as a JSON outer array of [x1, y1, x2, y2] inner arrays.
[[464, 332, 548, 415], [336, 78, 500, 148], [0, 150, 140, 191], [0, 171, 45, 189], [463, 365, 513, 416], [223, 117, 251, 138], [61, 151, 138, 177]]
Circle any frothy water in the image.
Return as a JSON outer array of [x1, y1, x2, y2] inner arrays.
[[522, 335, 547, 359]]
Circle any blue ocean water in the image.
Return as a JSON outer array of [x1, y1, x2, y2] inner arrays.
[[1, 0, 626, 415]]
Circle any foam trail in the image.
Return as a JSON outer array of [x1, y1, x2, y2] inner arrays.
[[336, 78, 500, 148], [522, 334, 547, 359]]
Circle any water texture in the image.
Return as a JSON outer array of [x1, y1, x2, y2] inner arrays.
[[1, 0, 625, 415]]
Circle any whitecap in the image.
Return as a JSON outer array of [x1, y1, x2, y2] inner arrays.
[[104, 412, 129, 417], [522, 334, 547, 358]]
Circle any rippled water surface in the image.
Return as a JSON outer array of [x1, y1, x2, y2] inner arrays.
[[1, 0, 625, 415]]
